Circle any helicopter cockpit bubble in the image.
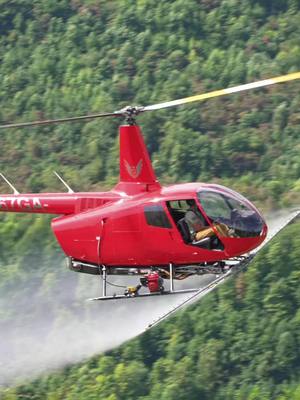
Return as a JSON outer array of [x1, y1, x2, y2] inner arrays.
[[197, 189, 265, 238]]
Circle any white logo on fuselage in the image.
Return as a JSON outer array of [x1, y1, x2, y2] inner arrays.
[[0, 197, 42, 210]]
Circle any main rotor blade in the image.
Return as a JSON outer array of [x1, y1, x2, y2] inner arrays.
[[143, 71, 300, 112], [0, 111, 122, 129], [2, 71, 300, 128]]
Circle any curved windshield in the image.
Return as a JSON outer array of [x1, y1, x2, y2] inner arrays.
[[197, 190, 264, 237]]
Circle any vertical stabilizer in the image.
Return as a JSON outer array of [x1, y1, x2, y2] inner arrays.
[[114, 125, 161, 194]]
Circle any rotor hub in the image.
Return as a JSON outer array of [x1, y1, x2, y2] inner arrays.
[[116, 105, 144, 125]]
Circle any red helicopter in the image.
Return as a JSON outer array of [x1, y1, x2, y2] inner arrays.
[[0, 72, 300, 300]]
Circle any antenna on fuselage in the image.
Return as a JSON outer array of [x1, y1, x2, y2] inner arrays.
[[0, 173, 20, 195], [53, 171, 74, 194]]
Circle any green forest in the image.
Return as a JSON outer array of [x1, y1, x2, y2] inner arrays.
[[0, 0, 300, 398]]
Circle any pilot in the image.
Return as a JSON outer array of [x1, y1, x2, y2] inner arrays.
[[185, 200, 206, 234], [185, 200, 230, 241]]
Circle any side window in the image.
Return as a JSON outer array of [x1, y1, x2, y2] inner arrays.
[[167, 199, 199, 225], [144, 204, 172, 228]]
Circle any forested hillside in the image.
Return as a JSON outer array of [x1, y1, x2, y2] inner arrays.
[[0, 0, 300, 203], [0, 0, 299, 397], [1, 221, 300, 399]]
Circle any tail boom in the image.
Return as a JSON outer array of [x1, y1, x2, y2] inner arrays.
[[0, 191, 123, 215], [0, 193, 77, 214]]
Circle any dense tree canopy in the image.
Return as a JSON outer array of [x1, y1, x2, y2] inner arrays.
[[0, 0, 299, 206]]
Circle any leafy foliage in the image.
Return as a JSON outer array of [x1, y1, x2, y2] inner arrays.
[[0, 0, 299, 206]]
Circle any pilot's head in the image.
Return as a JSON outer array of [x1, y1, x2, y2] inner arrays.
[[186, 199, 196, 207]]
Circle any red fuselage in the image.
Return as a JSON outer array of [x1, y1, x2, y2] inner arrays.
[[52, 183, 266, 267], [0, 125, 267, 270], [0, 182, 267, 267]]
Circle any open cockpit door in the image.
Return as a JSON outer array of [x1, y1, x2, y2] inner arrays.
[[166, 199, 224, 250]]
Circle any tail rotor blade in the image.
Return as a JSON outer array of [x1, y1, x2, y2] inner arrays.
[[143, 71, 300, 112]]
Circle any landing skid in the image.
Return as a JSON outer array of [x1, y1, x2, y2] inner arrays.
[[90, 288, 199, 301], [89, 261, 230, 302]]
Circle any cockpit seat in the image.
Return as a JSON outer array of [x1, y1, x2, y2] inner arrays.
[[177, 218, 211, 248], [177, 218, 191, 244]]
